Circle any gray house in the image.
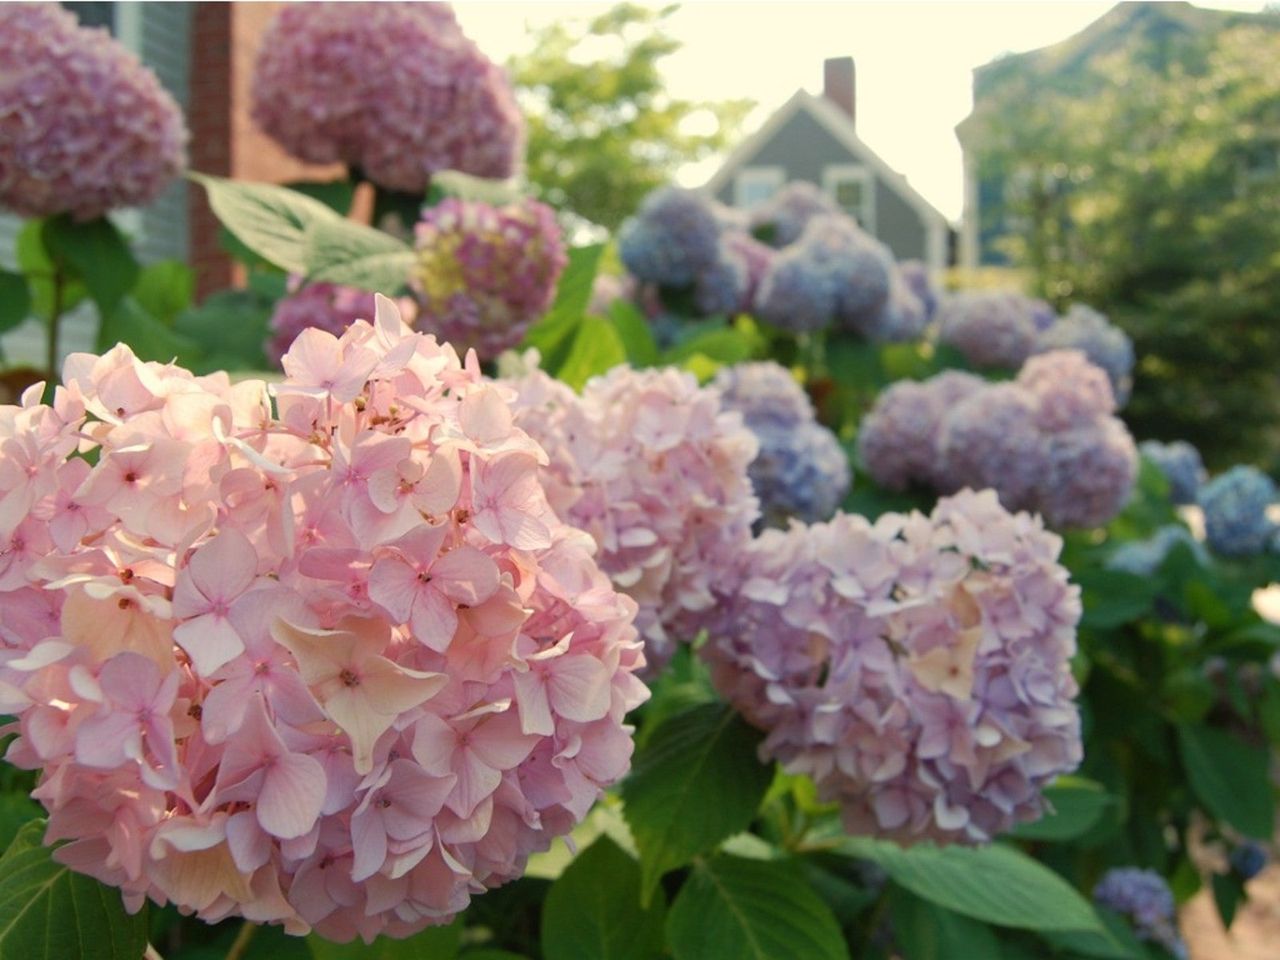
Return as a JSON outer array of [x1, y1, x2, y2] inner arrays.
[[704, 58, 950, 275]]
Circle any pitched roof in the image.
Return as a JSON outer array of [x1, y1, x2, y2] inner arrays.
[[702, 89, 951, 228]]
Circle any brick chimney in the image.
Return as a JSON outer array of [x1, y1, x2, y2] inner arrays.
[[823, 56, 856, 126]]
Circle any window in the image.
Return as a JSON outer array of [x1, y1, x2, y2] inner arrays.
[[822, 164, 875, 232], [734, 167, 785, 209], [62, 2, 115, 32]]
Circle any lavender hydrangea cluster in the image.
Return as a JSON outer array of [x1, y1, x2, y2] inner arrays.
[[1197, 465, 1277, 557], [936, 291, 1047, 369], [1093, 869, 1188, 959], [748, 181, 844, 247], [618, 187, 724, 289], [712, 362, 851, 526], [1140, 440, 1206, 505], [251, 3, 522, 193], [0, 3, 186, 220], [703, 488, 1083, 844], [412, 197, 567, 360], [860, 351, 1138, 528], [1035, 304, 1135, 405]]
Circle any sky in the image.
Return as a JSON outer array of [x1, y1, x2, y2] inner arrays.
[[456, 1, 1271, 222]]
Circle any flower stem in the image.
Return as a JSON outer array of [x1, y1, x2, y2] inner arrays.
[[224, 920, 257, 960]]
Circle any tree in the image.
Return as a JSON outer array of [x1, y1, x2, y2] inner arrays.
[[510, 4, 752, 231]]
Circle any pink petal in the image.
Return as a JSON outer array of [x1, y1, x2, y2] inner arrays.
[[468, 710, 540, 771], [433, 546, 500, 605], [174, 614, 246, 677], [258, 752, 327, 839], [367, 556, 421, 624], [186, 529, 258, 603], [411, 714, 457, 777], [449, 748, 501, 819], [408, 588, 459, 653], [416, 450, 461, 516], [459, 387, 514, 444], [548, 655, 614, 723], [74, 711, 138, 768], [226, 810, 271, 873], [512, 670, 554, 737], [350, 807, 388, 882]]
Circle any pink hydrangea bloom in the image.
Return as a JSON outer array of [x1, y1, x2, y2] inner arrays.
[[0, 3, 187, 220], [936, 291, 1044, 370], [251, 3, 523, 193], [266, 281, 419, 368], [0, 297, 647, 942], [506, 365, 760, 671], [412, 198, 567, 360], [703, 489, 1083, 844], [1016, 348, 1116, 432]]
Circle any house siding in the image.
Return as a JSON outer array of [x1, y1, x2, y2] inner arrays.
[[712, 108, 930, 262]]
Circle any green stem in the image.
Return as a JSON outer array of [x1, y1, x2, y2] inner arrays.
[[46, 261, 64, 382], [224, 920, 257, 960]]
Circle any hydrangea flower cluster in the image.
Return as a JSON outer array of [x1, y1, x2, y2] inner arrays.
[[1093, 868, 1188, 959], [935, 291, 1047, 369], [1197, 465, 1277, 557], [703, 489, 1083, 844], [1106, 525, 1208, 577], [712, 362, 850, 526], [0, 298, 647, 941], [0, 3, 186, 220], [411, 197, 567, 361], [617, 187, 724, 290], [265, 281, 419, 368], [860, 351, 1138, 528], [251, 3, 523, 193], [897, 260, 940, 322], [1140, 440, 1206, 506], [747, 181, 844, 247], [506, 364, 759, 670], [1230, 842, 1268, 881], [1034, 305, 1135, 406]]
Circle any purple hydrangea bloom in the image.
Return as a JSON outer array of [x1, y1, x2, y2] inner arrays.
[[1035, 304, 1135, 405], [704, 489, 1083, 844], [1039, 418, 1138, 529], [1140, 440, 1206, 506], [617, 187, 722, 288], [897, 260, 939, 321], [753, 246, 841, 333], [937, 291, 1043, 369], [1198, 465, 1277, 557], [748, 181, 843, 247], [251, 3, 522, 193], [863, 269, 929, 343], [722, 231, 777, 314], [412, 196, 567, 359], [713, 362, 850, 525], [1016, 349, 1116, 432], [1093, 868, 1188, 959], [694, 249, 750, 317], [800, 215, 894, 334], [937, 384, 1046, 509], [0, 3, 187, 220]]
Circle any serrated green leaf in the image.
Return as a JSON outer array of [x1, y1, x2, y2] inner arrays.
[[192, 173, 343, 274], [42, 215, 140, 316], [541, 835, 665, 960], [303, 219, 415, 294], [665, 854, 848, 960], [0, 820, 148, 960], [889, 886, 1002, 960], [608, 300, 659, 367], [621, 703, 773, 901], [556, 315, 626, 390], [307, 919, 461, 959], [1009, 778, 1115, 842], [131, 261, 194, 326], [0, 270, 31, 336], [1177, 724, 1275, 838], [839, 837, 1112, 937]]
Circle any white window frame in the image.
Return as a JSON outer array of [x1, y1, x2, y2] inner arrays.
[[822, 163, 876, 232], [733, 166, 786, 209]]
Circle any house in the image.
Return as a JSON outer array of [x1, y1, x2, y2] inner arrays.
[[955, 1, 1280, 270], [703, 57, 952, 275]]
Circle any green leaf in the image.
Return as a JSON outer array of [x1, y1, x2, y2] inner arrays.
[[0, 794, 42, 855], [1177, 724, 1275, 838], [308, 919, 461, 959], [1212, 871, 1246, 930], [16, 219, 87, 321], [839, 837, 1112, 936], [1009, 777, 1115, 842], [0, 269, 31, 335], [665, 854, 848, 960], [433, 170, 522, 206], [192, 173, 343, 274], [0, 820, 148, 960], [663, 328, 752, 368], [608, 300, 659, 367], [462, 953, 532, 960], [556, 315, 626, 390], [1044, 909, 1149, 959], [621, 703, 773, 901], [172, 290, 272, 374], [889, 886, 1002, 960], [286, 179, 357, 215], [1074, 568, 1158, 630], [542, 835, 665, 960], [523, 244, 602, 372], [42, 215, 140, 315], [131, 261, 194, 326], [303, 219, 416, 294], [96, 299, 198, 363]]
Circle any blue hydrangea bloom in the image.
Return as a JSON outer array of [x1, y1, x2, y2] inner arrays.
[[694, 249, 749, 316], [754, 247, 841, 333], [1198, 465, 1276, 557], [1093, 868, 1188, 960], [1036, 304, 1135, 406], [1140, 440, 1207, 505], [1230, 842, 1268, 881], [617, 186, 721, 288], [1106, 525, 1208, 576]]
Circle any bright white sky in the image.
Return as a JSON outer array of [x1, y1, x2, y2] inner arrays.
[[456, 1, 1270, 222]]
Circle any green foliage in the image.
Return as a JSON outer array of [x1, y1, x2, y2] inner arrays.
[[307, 921, 461, 959], [0, 271, 31, 343], [1008, 778, 1116, 843], [172, 289, 273, 374], [132, 261, 195, 326], [889, 887, 1001, 960], [0, 821, 148, 960], [303, 219, 417, 294], [510, 4, 751, 229], [42, 215, 140, 317], [1176, 724, 1274, 839]]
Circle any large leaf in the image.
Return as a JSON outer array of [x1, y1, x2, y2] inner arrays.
[[1009, 777, 1116, 842], [889, 886, 1002, 960], [1177, 724, 1275, 838], [541, 835, 665, 960], [303, 219, 416, 294], [665, 854, 848, 960], [556, 315, 627, 391], [16, 220, 87, 320], [1073, 568, 1158, 630], [522, 244, 602, 373], [131, 261, 194, 326], [608, 300, 659, 367], [0, 820, 148, 960], [308, 919, 461, 959], [42, 215, 140, 316], [0, 270, 31, 335], [96, 298, 198, 363], [172, 290, 272, 374], [621, 703, 773, 901], [192, 173, 342, 274], [840, 837, 1113, 937]]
